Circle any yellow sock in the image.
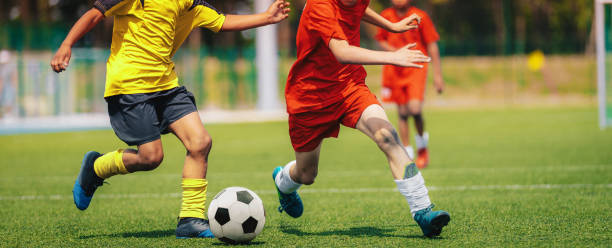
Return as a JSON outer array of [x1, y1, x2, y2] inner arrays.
[[179, 178, 208, 219], [93, 149, 129, 179]]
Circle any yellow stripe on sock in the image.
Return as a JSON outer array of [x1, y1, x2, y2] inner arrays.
[[93, 149, 128, 179], [179, 178, 207, 219]]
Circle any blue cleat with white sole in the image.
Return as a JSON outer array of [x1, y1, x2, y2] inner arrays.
[[413, 204, 450, 238], [273, 166, 303, 218], [175, 217, 215, 239], [72, 151, 103, 210]]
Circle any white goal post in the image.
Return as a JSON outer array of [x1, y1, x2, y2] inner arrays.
[[596, 0, 612, 129]]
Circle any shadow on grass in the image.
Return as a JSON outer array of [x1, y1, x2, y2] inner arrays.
[[280, 224, 428, 239], [80, 230, 268, 245], [79, 229, 174, 239], [211, 241, 266, 246]]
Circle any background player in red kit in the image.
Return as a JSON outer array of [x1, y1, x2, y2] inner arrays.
[[375, 0, 444, 168], [272, 0, 450, 238]]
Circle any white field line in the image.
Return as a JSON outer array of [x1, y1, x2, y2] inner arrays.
[[1, 183, 610, 201], [0, 164, 610, 182]]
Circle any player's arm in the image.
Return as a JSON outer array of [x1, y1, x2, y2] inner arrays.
[[220, 0, 290, 31], [51, 9, 104, 73], [362, 7, 420, 33], [427, 42, 444, 94], [328, 38, 430, 68]]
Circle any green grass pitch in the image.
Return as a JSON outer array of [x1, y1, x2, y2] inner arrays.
[[1, 106, 611, 247]]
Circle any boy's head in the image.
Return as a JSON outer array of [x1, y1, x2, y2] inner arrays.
[[391, 0, 411, 9]]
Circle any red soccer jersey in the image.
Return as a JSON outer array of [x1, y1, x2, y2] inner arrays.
[[285, 0, 370, 114], [375, 7, 439, 87]]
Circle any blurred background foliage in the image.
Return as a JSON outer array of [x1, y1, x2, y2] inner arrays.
[[0, 0, 604, 118], [0, 0, 597, 55]]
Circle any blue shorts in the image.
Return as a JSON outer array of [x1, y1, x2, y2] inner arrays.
[[105, 86, 197, 146]]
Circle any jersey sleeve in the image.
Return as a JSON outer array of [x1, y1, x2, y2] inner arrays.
[[306, 2, 347, 45], [93, 0, 135, 17], [190, 1, 226, 33], [419, 12, 440, 44]]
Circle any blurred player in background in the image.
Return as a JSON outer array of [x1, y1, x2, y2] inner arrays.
[[51, 0, 289, 239], [272, 0, 450, 238], [375, 0, 444, 168]]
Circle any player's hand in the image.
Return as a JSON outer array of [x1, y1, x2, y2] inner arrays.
[[266, 0, 290, 24], [51, 44, 72, 73], [434, 75, 444, 94], [390, 13, 421, 33], [393, 43, 430, 68]]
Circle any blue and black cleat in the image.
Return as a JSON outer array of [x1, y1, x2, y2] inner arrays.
[[413, 204, 451, 238], [272, 166, 303, 218], [175, 217, 215, 239], [72, 151, 103, 210]]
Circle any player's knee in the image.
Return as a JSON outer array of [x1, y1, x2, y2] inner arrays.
[[293, 166, 317, 185], [398, 107, 410, 121], [373, 126, 399, 147], [139, 151, 164, 171], [408, 105, 422, 116], [187, 134, 213, 158], [299, 173, 316, 185]]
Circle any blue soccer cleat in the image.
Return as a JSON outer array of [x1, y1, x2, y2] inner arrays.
[[413, 204, 451, 238], [272, 166, 303, 218], [175, 217, 215, 239], [72, 151, 104, 210]]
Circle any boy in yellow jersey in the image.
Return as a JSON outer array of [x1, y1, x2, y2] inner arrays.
[[50, 0, 290, 239]]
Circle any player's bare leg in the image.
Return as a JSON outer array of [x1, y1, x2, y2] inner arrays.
[[356, 104, 449, 237], [169, 112, 212, 179], [169, 112, 215, 238], [397, 104, 414, 159], [356, 104, 411, 178], [73, 138, 164, 211], [291, 146, 321, 185], [407, 100, 429, 168], [273, 144, 320, 218], [121, 140, 164, 172]]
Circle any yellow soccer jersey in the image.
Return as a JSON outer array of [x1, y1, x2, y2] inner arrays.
[[93, 0, 226, 97]]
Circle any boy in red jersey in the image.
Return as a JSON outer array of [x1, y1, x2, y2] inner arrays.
[[272, 0, 450, 238], [375, 0, 444, 168]]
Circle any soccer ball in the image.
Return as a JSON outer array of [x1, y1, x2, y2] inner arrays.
[[207, 187, 265, 244]]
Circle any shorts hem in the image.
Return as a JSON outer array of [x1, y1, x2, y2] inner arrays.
[[162, 109, 198, 134], [128, 135, 161, 147]]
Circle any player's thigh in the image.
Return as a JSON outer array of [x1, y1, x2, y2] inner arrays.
[[356, 104, 394, 140], [169, 111, 211, 152], [160, 87, 210, 151]]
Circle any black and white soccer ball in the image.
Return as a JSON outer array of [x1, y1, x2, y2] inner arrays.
[[207, 187, 265, 244]]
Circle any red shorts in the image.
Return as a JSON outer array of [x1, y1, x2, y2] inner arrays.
[[288, 84, 381, 152], [381, 81, 426, 104]]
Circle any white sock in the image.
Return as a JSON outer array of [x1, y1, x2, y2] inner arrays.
[[395, 171, 432, 217], [275, 160, 301, 194], [415, 132, 429, 150], [405, 146, 415, 159]]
